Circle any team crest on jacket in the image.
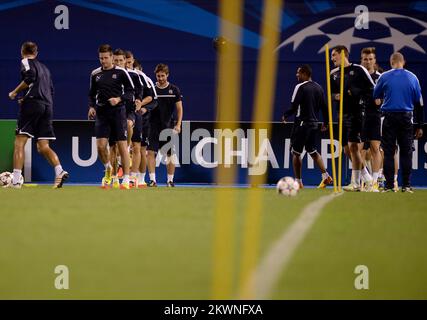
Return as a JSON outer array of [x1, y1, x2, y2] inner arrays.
[[112, 74, 117, 79], [169, 89, 173, 94]]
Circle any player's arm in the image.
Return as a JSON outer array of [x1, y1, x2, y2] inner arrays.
[[88, 73, 97, 119], [283, 85, 302, 121], [109, 70, 135, 106], [8, 81, 29, 100], [414, 79, 424, 139], [174, 87, 183, 133], [136, 75, 153, 113], [319, 89, 329, 131]]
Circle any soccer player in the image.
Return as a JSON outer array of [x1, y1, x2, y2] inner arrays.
[[360, 47, 382, 191], [7, 41, 68, 189], [147, 63, 183, 187], [330, 45, 375, 191], [88, 44, 134, 189], [126, 53, 157, 187], [282, 65, 332, 189], [373, 52, 424, 193]]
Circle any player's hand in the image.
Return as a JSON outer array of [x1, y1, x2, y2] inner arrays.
[[334, 94, 340, 101], [8, 91, 17, 100], [415, 128, 423, 139], [282, 116, 287, 123], [375, 99, 382, 106], [88, 107, 96, 120], [135, 99, 142, 111], [140, 107, 147, 115], [321, 123, 328, 132], [108, 97, 121, 106], [173, 123, 181, 134]]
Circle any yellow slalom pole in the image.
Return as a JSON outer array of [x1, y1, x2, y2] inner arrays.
[[338, 51, 345, 192], [238, 0, 283, 299], [325, 44, 337, 193], [211, 0, 243, 300]]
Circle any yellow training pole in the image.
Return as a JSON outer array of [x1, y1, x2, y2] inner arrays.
[[211, 0, 243, 300], [338, 50, 345, 192], [325, 44, 337, 193], [239, 0, 283, 299]]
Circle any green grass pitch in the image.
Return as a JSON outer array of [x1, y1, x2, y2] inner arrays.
[[0, 186, 426, 299]]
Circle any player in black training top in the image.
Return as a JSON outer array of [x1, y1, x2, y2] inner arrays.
[[147, 63, 183, 187], [282, 65, 332, 189], [360, 47, 383, 191], [125, 52, 158, 187], [330, 45, 375, 191], [88, 44, 135, 189], [8, 41, 68, 189]]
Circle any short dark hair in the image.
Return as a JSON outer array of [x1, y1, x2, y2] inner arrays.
[[331, 45, 349, 58], [21, 41, 38, 55], [155, 63, 169, 74], [98, 44, 113, 54], [113, 48, 126, 57], [361, 47, 376, 56], [125, 50, 133, 59], [298, 64, 312, 77], [133, 59, 142, 71]]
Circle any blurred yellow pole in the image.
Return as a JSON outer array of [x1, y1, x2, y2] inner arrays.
[[338, 50, 345, 192], [239, 0, 283, 299], [211, 0, 243, 300], [325, 44, 337, 193]]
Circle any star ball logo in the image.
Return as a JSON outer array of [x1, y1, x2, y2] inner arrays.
[[277, 10, 427, 55]]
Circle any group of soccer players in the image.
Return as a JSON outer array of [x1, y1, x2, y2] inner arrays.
[[285, 45, 424, 192], [88, 44, 183, 189]]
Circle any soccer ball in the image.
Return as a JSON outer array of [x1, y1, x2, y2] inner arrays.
[[0, 172, 13, 186], [0, 172, 24, 187], [276, 176, 300, 196]]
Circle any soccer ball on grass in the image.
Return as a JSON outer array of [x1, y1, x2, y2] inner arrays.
[[276, 176, 300, 196], [0, 171, 24, 187]]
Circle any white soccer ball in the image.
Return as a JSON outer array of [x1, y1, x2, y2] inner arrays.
[[0, 172, 13, 186], [276, 176, 300, 196], [0, 172, 24, 187]]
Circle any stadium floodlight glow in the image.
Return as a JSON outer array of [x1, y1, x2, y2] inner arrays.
[[324, 44, 338, 193]]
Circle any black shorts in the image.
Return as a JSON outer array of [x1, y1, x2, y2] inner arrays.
[[95, 106, 127, 141], [147, 121, 175, 156], [342, 113, 363, 144], [126, 109, 136, 124], [16, 100, 55, 140], [131, 112, 143, 143], [362, 112, 381, 142], [141, 116, 150, 147], [290, 121, 318, 155]]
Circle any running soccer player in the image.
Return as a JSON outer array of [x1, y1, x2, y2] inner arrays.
[[126, 53, 157, 187], [360, 47, 382, 191], [147, 63, 183, 187], [88, 44, 134, 189], [330, 45, 375, 191], [7, 41, 68, 189], [282, 65, 332, 189]]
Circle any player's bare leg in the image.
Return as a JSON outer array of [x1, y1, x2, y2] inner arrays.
[[9, 135, 28, 188], [97, 138, 112, 187], [346, 142, 364, 191], [130, 141, 141, 187], [394, 149, 399, 191], [370, 140, 381, 191], [310, 151, 333, 188], [138, 146, 147, 187], [166, 154, 176, 187], [109, 143, 119, 188], [116, 140, 131, 189], [292, 152, 303, 189], [37, 139, 69, 188], [147, 150, 157, 187]]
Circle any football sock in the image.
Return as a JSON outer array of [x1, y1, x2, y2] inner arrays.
[[394, 174, 398, 181], [149, 173, 156, 182], [372, 172, 379, 183], [361, 167, 372, 182], [122, 175, 130, 184], [354, 170, 361, 187], [321, 172, 329, 180], [105, 162, 112, 170], [12, 169, 22, 185], [140, 172, 146, 183], [167, 174, 174, 182], [54, 165, 63, 177]]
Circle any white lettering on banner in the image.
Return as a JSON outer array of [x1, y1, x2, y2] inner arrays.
[[425, 142, 427, 169], [321, 139, 340, 169], [283, 139, 291, 169], [54, 5, 70, 30], [413, 140, 418, 170], [194, 137, 218, 168], [72, 137, 97, 167]]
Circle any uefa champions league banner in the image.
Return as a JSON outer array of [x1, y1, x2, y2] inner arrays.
[[13, 121, 426, 186]]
